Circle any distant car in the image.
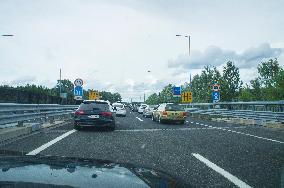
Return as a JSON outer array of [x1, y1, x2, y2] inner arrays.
[[143, 105, 157, 118], [132, 105, 139, 112], [152, 103, 187, 124], [74, 100, 115, 131], [138, 104, 147, 114], [112, 103, 127, 117]]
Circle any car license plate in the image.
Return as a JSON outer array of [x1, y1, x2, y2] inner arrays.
[[88, 115, 99, 119]]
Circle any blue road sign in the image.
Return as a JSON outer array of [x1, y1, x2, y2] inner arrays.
[[212, 91, 220, 102], [173, 86, 181, 96], [74, 86, 83, 96]]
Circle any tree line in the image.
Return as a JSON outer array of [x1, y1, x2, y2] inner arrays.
[[145, 59, 284, 104], [0, 79, 122, 104]]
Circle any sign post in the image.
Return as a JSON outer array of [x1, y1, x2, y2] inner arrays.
[[74, 78, 84, 100], [212, 84, 220, 103], [89, 90, 100, 100], [173, 86, 181, 97], [181, 92, 192, 103]]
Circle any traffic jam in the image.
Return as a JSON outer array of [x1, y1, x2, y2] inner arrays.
[[73, 100, 192, 131], [73, 78, 192, 130]]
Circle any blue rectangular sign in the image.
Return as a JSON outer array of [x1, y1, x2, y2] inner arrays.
[[212, 91, 220, 102], [74, 86, 83, 96], [173, 86, 181, 96]]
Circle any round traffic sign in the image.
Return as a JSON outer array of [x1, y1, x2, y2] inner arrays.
[[74, 78, 83, 86]]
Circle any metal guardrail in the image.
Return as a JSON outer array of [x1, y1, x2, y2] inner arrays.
[[181, 101, 284, 112], [0, 103, 79, 128], [180, 101, 284, 125]]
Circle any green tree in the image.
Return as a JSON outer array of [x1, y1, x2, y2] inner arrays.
[[274, 70, 284, 99], [145, 93, 159, 104], [258, 58, 282, 87], [239, 84, 253, 101], [221, 61, 242, 101], [100, 91, 122, 103], [250, 78, 263, 100], [191, 66, 221, 102]]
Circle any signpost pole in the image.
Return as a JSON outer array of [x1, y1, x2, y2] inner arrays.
[[59, 69, 62, 105]]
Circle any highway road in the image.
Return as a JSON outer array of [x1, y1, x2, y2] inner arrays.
[[1, 109, 283, 187]]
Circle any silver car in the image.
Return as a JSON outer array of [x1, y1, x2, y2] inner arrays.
[[143, 105, 158, 118]]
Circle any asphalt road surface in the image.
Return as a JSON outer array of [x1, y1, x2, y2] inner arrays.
[[1, 109, 284, 187]]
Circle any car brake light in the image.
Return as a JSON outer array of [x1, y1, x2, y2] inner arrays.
[[75, 110, 85, 115], [162, 111, 167, 115], [101, 111, 112, 117]]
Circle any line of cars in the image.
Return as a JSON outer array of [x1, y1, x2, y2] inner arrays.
[[131, 103, 187, 124], [73, 100, 127, 131]]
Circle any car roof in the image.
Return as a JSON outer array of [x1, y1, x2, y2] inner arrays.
[[82, 100, 109, 104], [113, 102, 123, 105]]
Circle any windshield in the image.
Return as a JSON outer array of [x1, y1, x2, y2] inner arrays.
[[165, 104, 184, 111], [79, 103, 109, 111], [1, 1, 283, 188], [113, 104, 124, 108]]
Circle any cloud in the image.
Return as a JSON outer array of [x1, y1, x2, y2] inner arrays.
[[2, 76, 37, 86], [168, 43, 283, 70]]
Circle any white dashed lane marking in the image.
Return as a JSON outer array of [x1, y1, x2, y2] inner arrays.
[[136, 117, 143, 122], [192, 153, 252, 188], [26, 129, 77, 155]]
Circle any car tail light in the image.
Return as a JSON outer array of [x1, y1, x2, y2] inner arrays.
[[182, 112, 187, 117], [75, 110, 85, 115], [162, 111, 167, 115], [101, 111, 112, 117]]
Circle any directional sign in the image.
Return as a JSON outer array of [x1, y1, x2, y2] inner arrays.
[[74, 78, 83, 87], [212, 84, 220, 91], [181, 92, 192, 103], [212, 91, 220, 102], [173, 86, 181, 97], [89, 91, 100, 100], [74, 86, 83, 100]]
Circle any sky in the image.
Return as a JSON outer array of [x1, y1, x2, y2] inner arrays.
[[1, 0, 284, 102]]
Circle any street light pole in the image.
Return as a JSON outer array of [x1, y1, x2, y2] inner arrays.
[[176, 34, 191, 89], [185, 35, 190, 55], [176, 34, 190, 55]]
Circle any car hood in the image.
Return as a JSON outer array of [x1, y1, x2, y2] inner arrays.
[[0, 154, 187, 188]]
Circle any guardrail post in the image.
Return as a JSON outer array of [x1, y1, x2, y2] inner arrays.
[[17, 121, 24, 127], [49, 117, 55, 124]]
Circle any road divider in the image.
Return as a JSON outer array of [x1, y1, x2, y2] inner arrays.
[[192, 153, 252, 188], [26, 129, 77, 155]]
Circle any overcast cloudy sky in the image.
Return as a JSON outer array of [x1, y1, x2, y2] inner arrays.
[[1, 0, 284, 101]]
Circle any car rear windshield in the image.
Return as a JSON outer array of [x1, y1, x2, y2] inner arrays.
[[165, 104, 184, 111], [113, 104, 124, 108], [79, 103, 110, 111]]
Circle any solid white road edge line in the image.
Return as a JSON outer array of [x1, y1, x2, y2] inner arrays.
[[115, 127, 219, 132], [136, 117, 143, 121], [26, 129, 77, 156], [192, 153, 252, 188], [198, 123, 284, 144]]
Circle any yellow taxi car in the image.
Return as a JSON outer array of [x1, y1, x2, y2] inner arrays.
[[152, 103, 187, 124]]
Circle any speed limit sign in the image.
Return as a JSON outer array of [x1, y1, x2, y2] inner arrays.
[[74, 78, 83, 87]]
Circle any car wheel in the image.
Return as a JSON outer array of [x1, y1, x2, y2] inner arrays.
[[74, 124, 81, 130], [109, 124, 115, 131], [180, 120, 185, 124], [158, 116, 163, 124], [152, 115, 155, 121]]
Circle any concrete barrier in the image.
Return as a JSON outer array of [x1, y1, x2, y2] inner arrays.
[[0, 121, 69, 144]]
